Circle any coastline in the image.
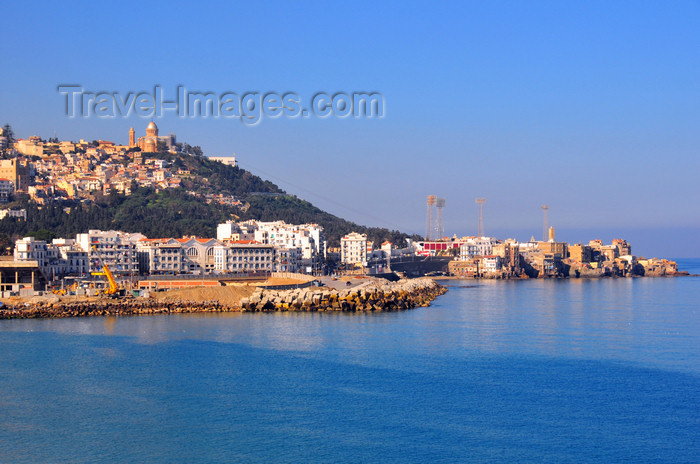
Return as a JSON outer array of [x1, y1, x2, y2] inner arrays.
[[0, 278, 447, 320], [426, 271, 692, 281]]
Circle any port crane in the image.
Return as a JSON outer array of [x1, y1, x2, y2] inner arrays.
[[90, 245, 120, 296]]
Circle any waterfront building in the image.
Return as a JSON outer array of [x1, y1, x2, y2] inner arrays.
[[612, 239, 632, 256], [537, 240, 568, 258], [492, 242, 521, 273], [138, 236, 275, 275], [458, 237, 500, 260], [14, 237, 48, 269], [275, 246, 301, 272], [213, 241, 275, 274], [482, 255, 502, 273], [448, 258, 480, 277], [416, 238, 466, 257], [14, 237, 88, 280], [525, 252, 561, 277], [136, 238, 185, 275], [600, 245, 619, 261], [76, 230, 144, 275], [218, 220, 325, 273], [568, 244, 592, 263], [173, 237, 222, 274], [341, 232, 369, 266], [588, 239, 603, 250]]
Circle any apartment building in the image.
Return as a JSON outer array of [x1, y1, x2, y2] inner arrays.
[[76, 230, 144, 275], [218, 220, 325, 272], [14, 237, 88, 280], [213, 242, 275, 274], [341, 232, 368, 265]]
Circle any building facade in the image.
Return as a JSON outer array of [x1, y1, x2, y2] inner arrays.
[[341, 232, 368, 266], [14, 237, 88, 280], [0, 158, 32, 191], [213, 242, 275, 274], [130, 122, 176, 152], [76, 230, 143, 275]]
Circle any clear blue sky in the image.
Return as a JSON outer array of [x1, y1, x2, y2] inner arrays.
[[1, 1, 698, 257]]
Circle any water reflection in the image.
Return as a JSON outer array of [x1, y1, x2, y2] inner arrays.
[[0, 276, 698, 373]]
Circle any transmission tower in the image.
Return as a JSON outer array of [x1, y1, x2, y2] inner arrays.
[[426, 195, 437, 241], [436, 198, 446, 238], [541, 205, 549, 242], [475, 198, 486, 237]]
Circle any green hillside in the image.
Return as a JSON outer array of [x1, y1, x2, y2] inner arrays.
[[0, 151, 419, 249]]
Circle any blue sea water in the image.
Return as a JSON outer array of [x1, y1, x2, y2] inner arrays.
[[1, 260, 699, 463]]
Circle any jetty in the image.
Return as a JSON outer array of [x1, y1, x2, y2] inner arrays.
[[0, 278, 446, 319]]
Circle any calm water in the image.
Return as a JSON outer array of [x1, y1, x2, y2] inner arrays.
[[1, 260, 699, 463]]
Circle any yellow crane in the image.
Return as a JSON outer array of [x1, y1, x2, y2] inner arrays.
[[90, 246, 120, 296]]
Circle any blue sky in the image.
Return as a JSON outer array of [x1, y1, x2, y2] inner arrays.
[[1, 1, 698, 257]]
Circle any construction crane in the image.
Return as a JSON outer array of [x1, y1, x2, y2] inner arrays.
[[90, 246, 120, 296]]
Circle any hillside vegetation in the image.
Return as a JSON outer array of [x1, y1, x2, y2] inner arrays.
[[0, 151, 419, 248]]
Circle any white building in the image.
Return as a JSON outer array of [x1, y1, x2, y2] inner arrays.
[[217, 221, 238, 241], [14, 237, 47, 268], [276, 246, 302, 272], [0, 178, 14, 202], [136, 238, 185, 275], [0, 208, 26, 220], [218, 220, 325, 273], [208, 155, 237, 166], [341, 232, 369, 266], [76, 230, 144, 275], [481, 255, 502, 273], [459, 237, 500, 260], [138, 237, 264, 275], [213, 241, 275, 274], [174, 237, 223, 274], [14, 237, 88, 280]]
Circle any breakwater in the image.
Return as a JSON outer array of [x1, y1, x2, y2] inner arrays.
[[0, 278, 446, 319], [0, 299, 226, 319], [241, 278, 446, 312]]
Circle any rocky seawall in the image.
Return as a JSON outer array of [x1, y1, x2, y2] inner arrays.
[[0, 299, 226, 320], [0, 278, 446, 319], [241, 278, 446, 312]]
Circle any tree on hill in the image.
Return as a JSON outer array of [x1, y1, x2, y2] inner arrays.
[[3, 124, 14, 143]]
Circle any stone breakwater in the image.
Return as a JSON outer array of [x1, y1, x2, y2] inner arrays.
[[0, 299, 226, 320], [0, 279, 447, 319], [241, 278, 447, 312]]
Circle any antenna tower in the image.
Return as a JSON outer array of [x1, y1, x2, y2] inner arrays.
[[435, 198, 446, 238], [475, 198, 486, 237], [426, 195, 437, 240]]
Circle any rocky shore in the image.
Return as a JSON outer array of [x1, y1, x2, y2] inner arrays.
[[241, 278, 447, 312], [0, 299, 227, 320], [0, 278, 446, 319]]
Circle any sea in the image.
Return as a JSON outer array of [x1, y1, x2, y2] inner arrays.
[[1, 259, 698, 464]]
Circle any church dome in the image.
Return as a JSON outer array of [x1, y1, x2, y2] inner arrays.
[[146, 121, 159, 137]]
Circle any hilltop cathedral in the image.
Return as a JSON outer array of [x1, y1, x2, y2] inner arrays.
[[129, 121, 176, 152]]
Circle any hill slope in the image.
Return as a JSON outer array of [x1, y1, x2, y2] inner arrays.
[[0, 151, 419, 248]]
